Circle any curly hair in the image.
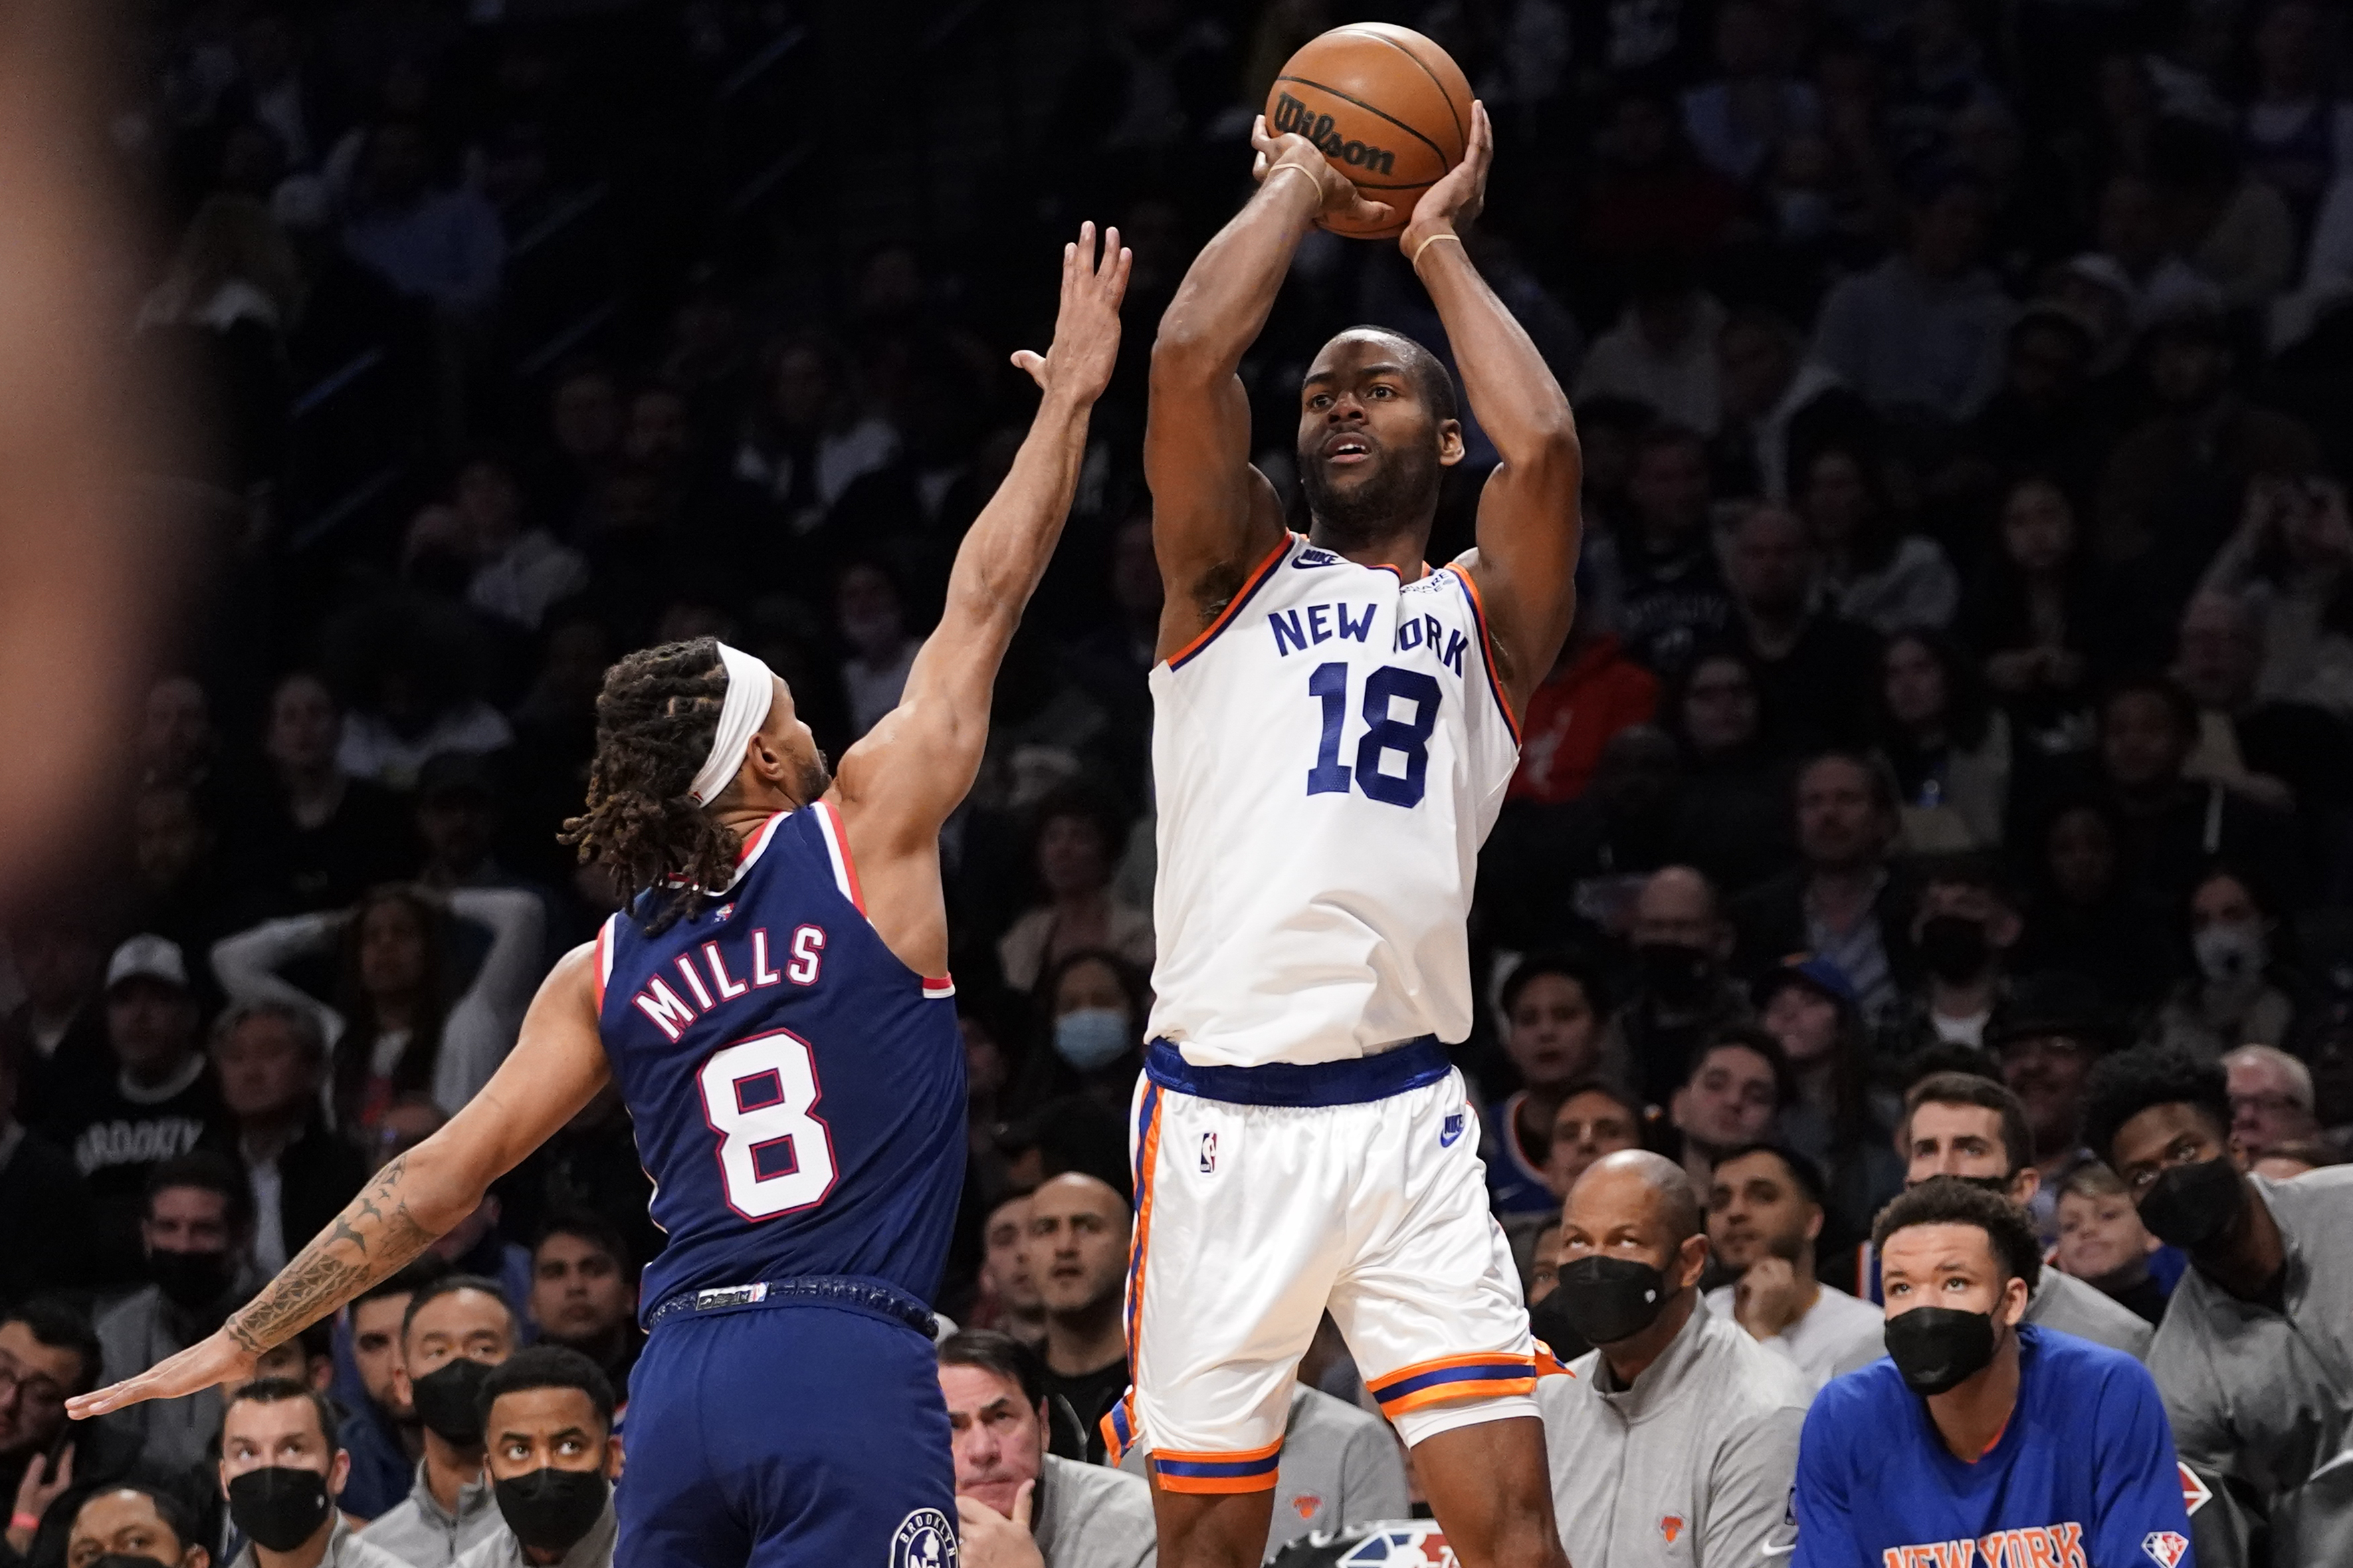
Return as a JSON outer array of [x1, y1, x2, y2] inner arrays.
[[2080, 1044, 2232, 1166], [560, 637, 742, 933], [1871, 1175, 2043, 1294]]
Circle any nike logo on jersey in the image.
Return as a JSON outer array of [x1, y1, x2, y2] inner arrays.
[[1439, 1112, 1466, 1148], [1292, 547, 1342, 568]]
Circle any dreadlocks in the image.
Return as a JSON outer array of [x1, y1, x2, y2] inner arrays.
[[560, 638, 741, 933]]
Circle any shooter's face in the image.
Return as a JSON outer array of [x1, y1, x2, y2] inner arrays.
[[1296, 334, 1460, 539]]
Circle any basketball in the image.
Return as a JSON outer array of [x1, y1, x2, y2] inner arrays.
[[1265, 24, 1473, 240]]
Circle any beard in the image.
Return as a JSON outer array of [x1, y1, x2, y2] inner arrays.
[[1298, 437, 1441, 548], [796, 750, 833, 806]]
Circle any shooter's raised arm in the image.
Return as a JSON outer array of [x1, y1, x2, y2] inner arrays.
[[1145, 121, 1391, 660]]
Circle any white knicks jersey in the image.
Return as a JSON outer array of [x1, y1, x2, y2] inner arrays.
[[1147, 532, 1522, 1067]]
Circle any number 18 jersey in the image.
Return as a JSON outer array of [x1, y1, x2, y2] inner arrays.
[[1147, 533, 1522, 1068]]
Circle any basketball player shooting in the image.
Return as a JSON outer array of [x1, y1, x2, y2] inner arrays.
[[1120, 104, 1581, 1568], [67, 225, 1131, 1568]]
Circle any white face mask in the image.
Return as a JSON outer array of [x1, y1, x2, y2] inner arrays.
[[2192, 920, 2267, 986]]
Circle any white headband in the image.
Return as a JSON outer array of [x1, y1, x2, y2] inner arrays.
[[686, 643, 778, 807]]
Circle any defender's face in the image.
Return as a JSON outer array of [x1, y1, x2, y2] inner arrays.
[[1295, 334, 1460, 506], [757, 674, 830, 804]]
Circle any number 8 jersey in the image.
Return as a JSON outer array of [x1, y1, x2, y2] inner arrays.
[[1147, 532, 1522, 1068], [593, 804, 964, 1313]]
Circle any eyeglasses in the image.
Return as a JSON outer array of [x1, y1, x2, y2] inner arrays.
[[0, 1351, 68, 1412]]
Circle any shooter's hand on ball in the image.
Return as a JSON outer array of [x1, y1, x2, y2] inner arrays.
[[1249, 114, 1394, 231], [1403, 98, 1494, 259]]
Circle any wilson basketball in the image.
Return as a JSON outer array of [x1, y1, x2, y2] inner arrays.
[[1265, 24, 1473, 240]]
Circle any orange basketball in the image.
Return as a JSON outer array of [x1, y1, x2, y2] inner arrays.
[[1265, 24, 1473, 240]]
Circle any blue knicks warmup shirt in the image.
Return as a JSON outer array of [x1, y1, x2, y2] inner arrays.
[[595, 804, 964, 1315], [1795, 1326, 2194, 1568]]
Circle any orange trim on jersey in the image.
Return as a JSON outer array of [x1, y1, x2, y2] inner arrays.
[[1445, 564, 1523, 744], [1164, 534, 1294, 670], [1122, 1085, 1164, 1399], [591, 918, 611, 1013], [815, 800, 866, 913]]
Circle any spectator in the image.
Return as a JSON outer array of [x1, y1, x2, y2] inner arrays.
[[971, 1194, 1046, 1347], [247, 1320, 336, 1395], [1505, 618, 1660, 807], [1886, 859, 2024, 1052], [3, 919, 109, 1130], [341, 120, 504, 318], [1609, 867, 1750, 1109], [833, 562, 920, 740], [96, 1153, 262, 1476], [2095, 674, 2301, 917], [938, 1331, 1155, 1568], [2051, 1161, 2175, 1326], [337, 1259, 451, 1522], [42, 936, 231, 1284], [1877, 633, 2010, 852], [1669, 1029, 1786, 1191], [2084, 1044, 2353, 1568], [1730, 753, 1916, 1024], [0, 1026, 97, 1301], [1796, 444, 1960, 635], [1542, 1080, 1649, 1203], [1572, 257, 1725, 436], [1540, 1151, 1805, 1566], [2240, 0, 2351, 227], [2156, 118, 2298, 312], [1965, 475, 2104, 754], [1987, 972, 2118, 1226], [211, 883, 545, 1131], [1811, 177, 2014, 425], [1, 1300, 109, 1563], [1704, 1142, 1884, 1390], [1482, 954, 1612, 1215], [451, 455, 588, 633], [1790, 1178, 2191, 1568], [2154, 867, 2303, 1061], [1678, 1, 1821, 189], [2009, 796, 2180, 1008], [2174, 588, 2353, 814], [2196, 475, 2353, 723], [1750, 958, 1901, 1252], [731, 338, 898, 538], [456, 1348, 621, 1568], [1720, 503, 1881, 750], [995, 794, 1152, 994], [1657, 653, 1797, 893], [1023, 1173, 1130, 1464], [2223, 1042, 2323, 1163], [62, 1484, 211, 1568], [209, 1001, 367, 1275], [1713, 310, 1872, 504], [524, 1216, 641, 1399], [1486, 725, 1688, 951], [1863, 1071, 2153, 1361], [1958, 312, 2108, 511], [226, 674, 419, 919], [366, 1276, 516, 1568], [1615, 426, 1733, 677], [217, 1378, 408, 1568], [1583, 91, 1743, 272], [1008, 951, 1148, 1130]]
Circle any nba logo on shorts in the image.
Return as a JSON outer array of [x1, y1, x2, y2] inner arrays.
[[2141, 1532, 2188, 1568], [1199, 1131, 1217, 1173], [891, 1508, 956, 1568]]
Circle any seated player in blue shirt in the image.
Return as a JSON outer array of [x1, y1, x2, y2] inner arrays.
[[1794, 1177, 2194, 1568]]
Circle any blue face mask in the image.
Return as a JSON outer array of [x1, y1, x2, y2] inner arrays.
[[1053, 1007, 1133, 1073]]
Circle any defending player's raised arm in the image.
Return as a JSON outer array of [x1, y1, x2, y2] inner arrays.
[[1146, 121, 1390, 660], [66, 945, 612, 1419], [828, 225, 1127, 861], [1406, 102, 1582, 719]]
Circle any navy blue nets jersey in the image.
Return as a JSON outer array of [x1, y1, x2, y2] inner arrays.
[[595, 804, 964, 1314]]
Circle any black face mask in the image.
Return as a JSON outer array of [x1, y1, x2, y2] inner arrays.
[[410, 1357, 493, 1444], [2138, 1157, 2244, 1250], [1918, 916, 1992, 985], [494, 1468, 610, 1553], [1551, 1255, 1673, 1346], [92, 1556, 178, 1568], [1639, 943, 1713, 1005], [148, 1247, 234, 1313], [227, 1466, 334, 1552], [1883, 1306, 1998, 1395], [1526, 1290, 1592, 1365]]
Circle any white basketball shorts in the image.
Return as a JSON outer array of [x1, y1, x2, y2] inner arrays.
[[1102, 1038, 1539, 1494]]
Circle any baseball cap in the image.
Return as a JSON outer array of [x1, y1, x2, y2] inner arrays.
[[1752, 953, 1856, 1010], [106, 934, 189, 992]]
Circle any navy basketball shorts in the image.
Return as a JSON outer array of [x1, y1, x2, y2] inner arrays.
[[617, 1289, 956, 1568]]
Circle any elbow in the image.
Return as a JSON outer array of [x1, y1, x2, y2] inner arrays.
[[1150, 306, 1227, 387], [1512, 414, 1582, 473]]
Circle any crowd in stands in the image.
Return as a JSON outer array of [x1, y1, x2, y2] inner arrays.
[[5, 0, 2353, 1565]]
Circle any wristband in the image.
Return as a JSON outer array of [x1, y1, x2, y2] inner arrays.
[[1263, 161, 1320, 203], [12, 1512, 43, 1532], [1409, 230, 1463, 269]]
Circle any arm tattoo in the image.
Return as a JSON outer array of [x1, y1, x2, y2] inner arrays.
[[224, 1153, 440, 1355]]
